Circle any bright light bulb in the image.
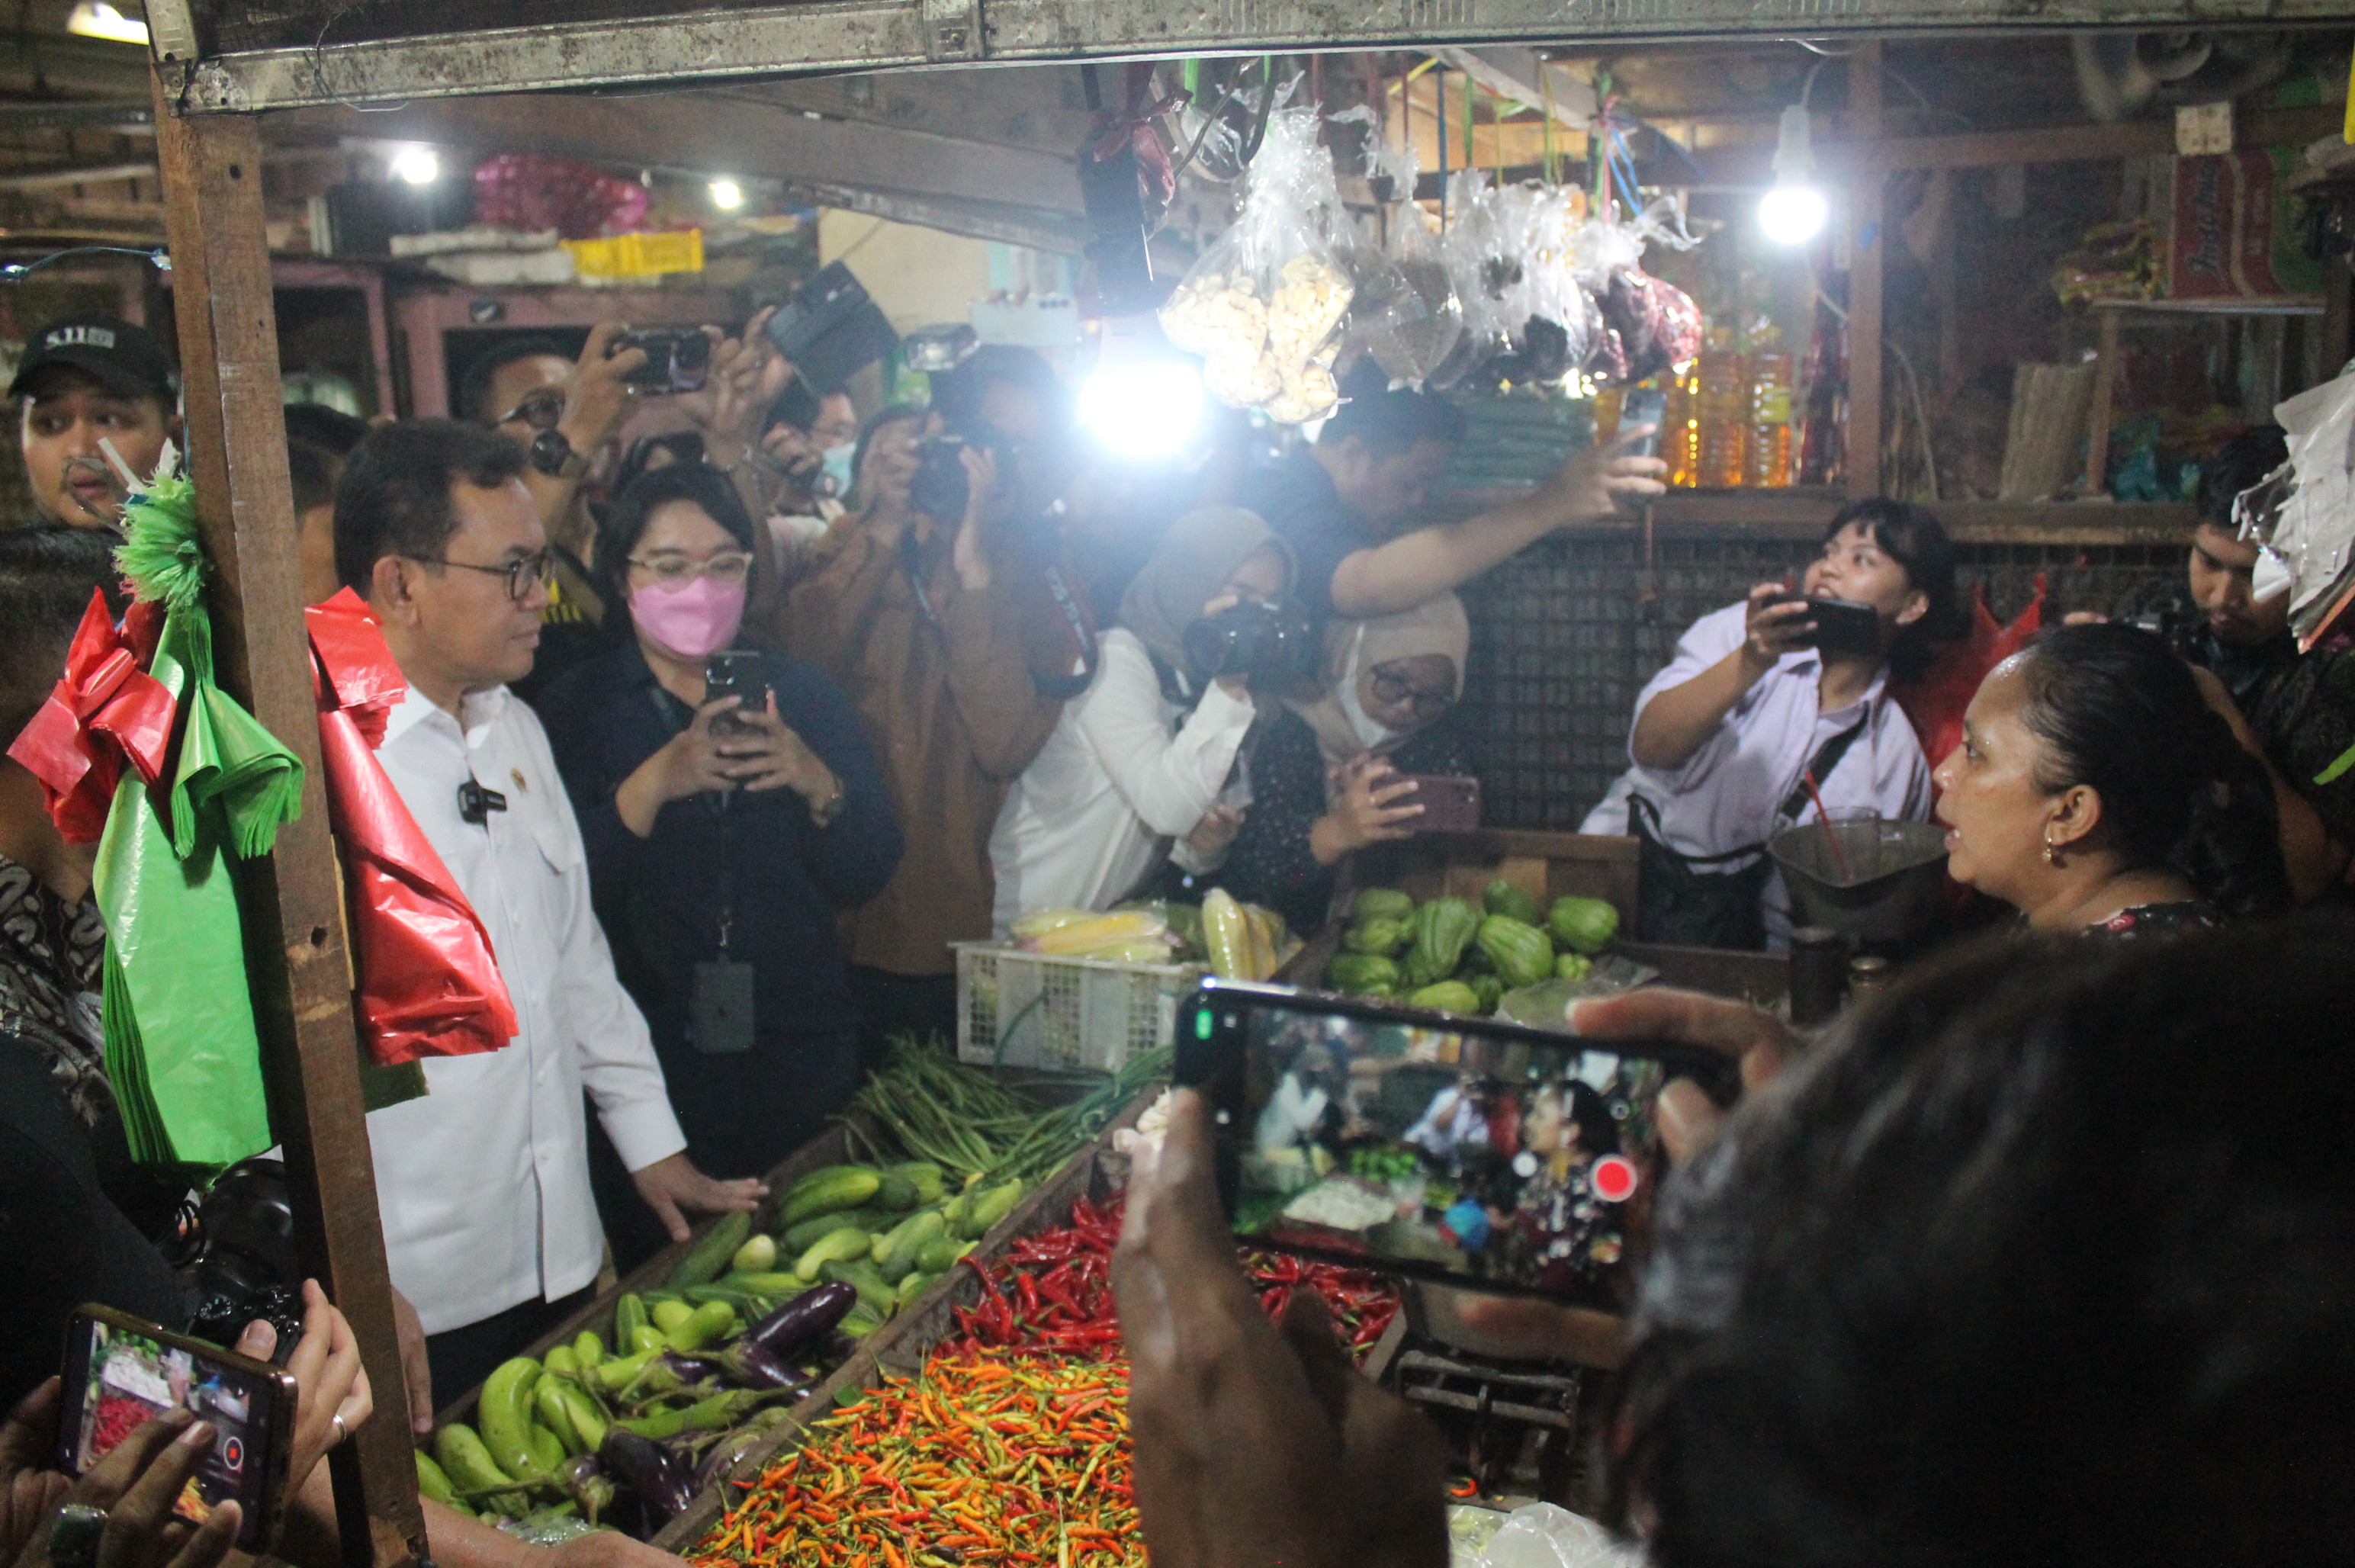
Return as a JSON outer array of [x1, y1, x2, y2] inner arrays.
[[66, 1, 148, 42], [1078, 362, 1205, 458], [390, 146, 439, 185], [708, 179, 744, 210], [1759, 185, 1828, 246]]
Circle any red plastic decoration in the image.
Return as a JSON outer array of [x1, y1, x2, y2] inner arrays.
[[7, 589, 177, 844], [1891, 577, 2047, 782], [310, 590, 518, 1065], [471, 153, 650, 240]]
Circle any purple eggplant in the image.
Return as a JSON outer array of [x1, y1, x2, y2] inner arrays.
[[561, 1454, 615, 1527], [720, 1340, 818, 1398], [599, 1427, 692, 1518], [693, 1421, 782, 1492], [744, 1282, 858, 1360]]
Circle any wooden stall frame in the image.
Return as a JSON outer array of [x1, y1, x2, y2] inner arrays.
[[150, 78, 426, 1568]]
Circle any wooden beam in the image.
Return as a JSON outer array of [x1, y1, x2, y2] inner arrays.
[[1865, 104, 2342, 172], [149, 71, 424, 1568], [1846, 42, 1884, 502]]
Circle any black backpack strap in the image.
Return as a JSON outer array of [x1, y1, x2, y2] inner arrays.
[[1776, 714, 1871, 824], [1628, 789, 1769, 866]]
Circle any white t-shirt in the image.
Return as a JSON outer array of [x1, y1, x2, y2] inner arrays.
[[990, 628, 1254, 933], [1580, 601, 1930, 947]]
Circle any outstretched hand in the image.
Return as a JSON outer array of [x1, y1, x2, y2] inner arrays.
[[1537, 423, 1669, 524], [1114, 1090, 1449, 1568], [632, 1152, 766, 1245]]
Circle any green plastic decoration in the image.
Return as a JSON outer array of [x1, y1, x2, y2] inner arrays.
[[96, 470, 307, 1169]]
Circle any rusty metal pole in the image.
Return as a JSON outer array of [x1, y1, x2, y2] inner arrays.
[[149, 69, 425, 1568]]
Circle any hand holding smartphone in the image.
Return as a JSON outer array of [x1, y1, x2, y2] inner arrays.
[[703, 650, 772, 738], [56, 1308, 297, 1551], [1393, 774, 1480, 835], [1762, 592, 1882, 657], [1618, 387, 1669, 460], [1175, 979, 1737, 1306]]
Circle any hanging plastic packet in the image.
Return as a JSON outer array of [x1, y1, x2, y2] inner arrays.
[[1161, 101, 1356, 423], [1519, 184, 1600, 381], [1431, 170, 1512, 388], [1574, 194, 1704, 387], [1380, 197, 1463, 384]]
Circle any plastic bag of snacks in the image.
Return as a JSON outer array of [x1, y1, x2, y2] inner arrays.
[[1574, 199, 1704, 387], [1161, 105, 1356, 423], [1435, 171, 1517, 386]]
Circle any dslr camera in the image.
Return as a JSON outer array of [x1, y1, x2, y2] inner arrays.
[[1184, 599, 1318, 689], [910, 429, 1019, 525], [2126, 602, 2206, 660]]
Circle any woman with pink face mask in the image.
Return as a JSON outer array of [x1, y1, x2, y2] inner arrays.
[[538, 463, 901, 1269]]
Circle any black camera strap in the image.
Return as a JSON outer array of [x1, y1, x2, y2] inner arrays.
[[1033, 564, 1101, 699]]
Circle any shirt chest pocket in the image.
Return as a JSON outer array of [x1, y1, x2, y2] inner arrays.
[[517, 812, 583, 940]]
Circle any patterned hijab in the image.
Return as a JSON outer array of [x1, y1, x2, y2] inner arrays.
[[0, 853, 111, 1126]]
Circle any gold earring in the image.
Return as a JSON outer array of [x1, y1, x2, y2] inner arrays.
[[2042, 833, 2060, 866]]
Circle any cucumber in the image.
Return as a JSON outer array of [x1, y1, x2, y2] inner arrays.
[[776, 1167, 882, 1229], [914, 1235, 969, 1275], [894, 1271, 941, 1313], [886, 1162, 947, 1207], [434, 1422, 515, 1493], [819, 1257, 895, 1317], [721, 1271, 809, 1297], [879, 1210, 946, 1284], [870, 1174, 920, 1214], [783, 1207, 885, 1253], [731, 1233, 778, 1275], [666, 1210, 753, 1289], [792, 1226, 873, 1280], [955, 1178, 1025, 1239]]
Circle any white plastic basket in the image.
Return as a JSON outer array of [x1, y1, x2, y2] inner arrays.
[[953, 941, 1207, 1073]]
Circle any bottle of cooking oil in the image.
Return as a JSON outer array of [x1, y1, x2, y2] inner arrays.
[[1746, 349, 1794, 488], [1695, 331, 1748, 489], [1592, 385, 1625, 448], [1663, 369, 1699, 488]]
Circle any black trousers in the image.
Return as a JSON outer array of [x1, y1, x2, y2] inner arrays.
[[845, 966, 958, 1076], [424, 1284, 596, 1415]]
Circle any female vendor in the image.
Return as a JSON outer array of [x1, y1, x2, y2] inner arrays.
[[1933, 621, 2289, 934], [1582, 500, 1961, 948]]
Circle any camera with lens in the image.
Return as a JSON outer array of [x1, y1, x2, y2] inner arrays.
[[1184, 599, 1319, 689], [2126, 602, 2206, 660], [910, 432, 1003, 524], [175, 1158, 307, 1360]]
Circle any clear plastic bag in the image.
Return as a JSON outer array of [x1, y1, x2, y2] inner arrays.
[[1575, 197, 1704, 387], [1161, 104, 1355, 423], [1476, 1504, 1640, 1568], [1377, 200, 1463, 384]]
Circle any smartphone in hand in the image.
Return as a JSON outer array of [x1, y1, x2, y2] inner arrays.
[[1763, 593, 1881, 658], [703, 650, 771, 737], [1393, 774, 1481, 835], [57, 1306, 298, 1551], [1619, 387, 1669, 460]]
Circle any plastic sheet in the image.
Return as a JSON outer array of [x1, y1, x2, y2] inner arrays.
[[8, 590, 174, 845], [310, 590, 519, 1068]]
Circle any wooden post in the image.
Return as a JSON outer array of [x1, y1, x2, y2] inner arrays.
[[1846, 41, 1884, 500], [150, 72, 426, 1568], [2082, 307, 2122, 495]]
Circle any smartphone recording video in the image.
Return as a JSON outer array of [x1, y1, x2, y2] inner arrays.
[[57, 1308, 296, 1550], [1177, 979, 1735, 1305]]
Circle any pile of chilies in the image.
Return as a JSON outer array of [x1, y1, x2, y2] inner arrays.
[[689, 1200, 1401, 1568], [948, 1197, 1400, 1361]]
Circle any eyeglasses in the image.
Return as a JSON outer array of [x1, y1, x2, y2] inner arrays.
[[410, 548, 555, 603], [496, 389, 568, 431], [625, 550, 755, 589], [1370, 667, 1456, 721]]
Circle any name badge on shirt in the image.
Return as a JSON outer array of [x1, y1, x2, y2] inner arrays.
[[690, 960, 756, 1055]]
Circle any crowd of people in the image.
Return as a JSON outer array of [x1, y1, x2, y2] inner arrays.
[[4, 301, 2353, 1568]]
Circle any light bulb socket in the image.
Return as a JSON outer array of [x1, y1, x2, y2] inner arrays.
[[1772, 104, 1816, 183]]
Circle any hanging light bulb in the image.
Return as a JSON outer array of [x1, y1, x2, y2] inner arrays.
[[708, 179, 744, 210], [390, 146, 440, 185], [1758, 104, 1827, 246], [66, 1, 147, 42]]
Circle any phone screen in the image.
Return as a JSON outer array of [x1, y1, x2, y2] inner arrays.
[[704, 651, 770, 737], [1620, 388, 1668, 461], [1178, 979, 1735, 1305], [59, 1311, 291, 1549]]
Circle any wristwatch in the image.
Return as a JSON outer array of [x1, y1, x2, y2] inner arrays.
[[529, 428, 591, 480]]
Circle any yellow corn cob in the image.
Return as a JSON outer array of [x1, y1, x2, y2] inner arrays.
[[1073, 939, 1178, 964], [1010, 907, 1099, 940], [1201, 888, 1251, 979], [1023, 910, 1167, 956], [1240, 904, 1279, 981]]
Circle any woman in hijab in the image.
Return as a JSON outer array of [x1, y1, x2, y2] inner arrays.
[[1163, 593, 1472, 933], [989, 507, 1294, 929]]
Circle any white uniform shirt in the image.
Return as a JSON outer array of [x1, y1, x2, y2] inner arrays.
[[989, 628, 1255, 933], [368, 685, 685, 1334], [1580, 601, 1930, 946]]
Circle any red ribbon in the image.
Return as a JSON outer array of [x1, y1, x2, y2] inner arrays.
[[7, 589, 177, 845], [310, 590, 519, 1065]]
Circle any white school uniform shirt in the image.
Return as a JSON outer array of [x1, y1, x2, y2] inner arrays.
[[989, 627, 1255, 934], [368, 684, 686, 1335], [1579, 600, 1930, 948]]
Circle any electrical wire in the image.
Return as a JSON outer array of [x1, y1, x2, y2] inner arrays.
[[2, 244, 169, 280]]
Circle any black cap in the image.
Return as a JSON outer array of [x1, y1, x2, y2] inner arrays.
[[8, 314, 177, 403]]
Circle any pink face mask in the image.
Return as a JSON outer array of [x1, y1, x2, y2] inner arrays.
[[631, 575, 747, 660]]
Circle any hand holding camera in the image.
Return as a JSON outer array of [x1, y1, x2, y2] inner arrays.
[[1183, 599, 1316, 696]]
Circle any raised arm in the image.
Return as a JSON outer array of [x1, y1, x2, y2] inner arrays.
[[1071, 635, 1254, 837], [1631, 586, 1814, 773], [1326, 426, 1666, 619]]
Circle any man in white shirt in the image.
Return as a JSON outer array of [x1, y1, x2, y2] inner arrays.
[[333, 418, 762, 1404]]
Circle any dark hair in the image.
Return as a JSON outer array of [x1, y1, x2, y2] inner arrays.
[[333, 419, 528, 593], [1614, 921, 2355, 1568], [1826, 498, 1961, 683], [1319, 385, 1468, 456], [282, 402, 370, 458], [455, 336, 573, 424], [0, 525, 124, 747], [2013, 621, 2289, 917], [594, 462, 757, 606], [2196, 424, 2288, 532], [286, 439, 340, 517], [848, 403, 929, 509], [613, 430, 706, 500], [930, 345, 1061, 434]]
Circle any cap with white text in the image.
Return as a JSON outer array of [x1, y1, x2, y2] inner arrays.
[[8, 314, 178, 403]]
